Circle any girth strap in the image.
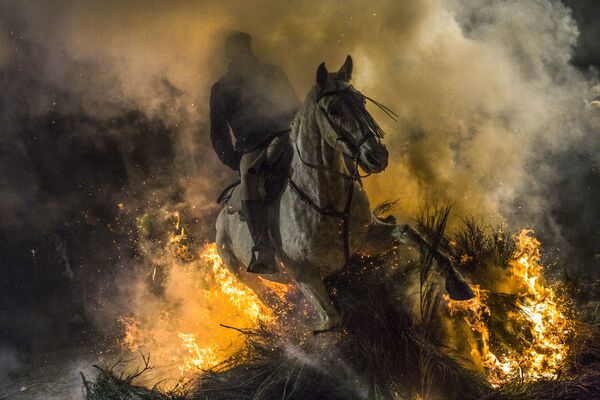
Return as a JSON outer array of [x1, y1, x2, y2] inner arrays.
[[288, 179, 346, 218]]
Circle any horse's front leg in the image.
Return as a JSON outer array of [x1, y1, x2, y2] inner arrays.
[[393, 224, 475, 301], [288, 262, 340, 334]]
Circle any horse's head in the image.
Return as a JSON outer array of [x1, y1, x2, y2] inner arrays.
[[313, 56, 390, 174]]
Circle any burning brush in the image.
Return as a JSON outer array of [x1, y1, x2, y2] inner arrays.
[[101, 208, 596, 400], [444, 229, 575, 387], [118, 211, 286, 383], [88, 213, 600, 400]]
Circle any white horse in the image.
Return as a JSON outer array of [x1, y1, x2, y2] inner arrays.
[[216, 56, 473, 333]]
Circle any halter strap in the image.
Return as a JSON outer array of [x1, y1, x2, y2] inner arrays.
[[288, 173, 355, 264]]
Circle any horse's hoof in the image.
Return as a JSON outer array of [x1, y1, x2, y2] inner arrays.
[[445, 271, 475, 301]]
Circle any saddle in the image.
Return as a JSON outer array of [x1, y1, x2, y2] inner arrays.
[[217, 135, 293, 219]]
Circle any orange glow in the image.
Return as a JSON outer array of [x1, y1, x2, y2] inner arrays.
[[118, 212, 275, 383], [258, 276, 291, 301], [445, 229, 574, 386]]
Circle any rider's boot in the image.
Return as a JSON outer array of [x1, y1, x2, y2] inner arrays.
[[243, 200, 278, 274]]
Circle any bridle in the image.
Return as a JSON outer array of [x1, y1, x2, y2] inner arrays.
[[288, 81, 396, 265], [315, 83, 379, 159]]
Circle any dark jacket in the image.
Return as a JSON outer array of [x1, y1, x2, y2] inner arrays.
[[209, 59, 300, 170]]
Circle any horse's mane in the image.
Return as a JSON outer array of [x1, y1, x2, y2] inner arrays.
[[291, 86, 320, 142], [292, 83, 396, 144]]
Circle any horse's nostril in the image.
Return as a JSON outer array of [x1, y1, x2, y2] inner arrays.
[[366, 153, 378, 166]]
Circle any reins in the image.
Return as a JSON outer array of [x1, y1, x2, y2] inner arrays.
[[287, 82, 396, 265]]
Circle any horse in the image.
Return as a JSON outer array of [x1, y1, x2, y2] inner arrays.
[[215, 56, 473, 333]]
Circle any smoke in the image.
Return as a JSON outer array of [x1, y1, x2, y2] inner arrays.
[[3, 0, 598, 223], [564, 0, 600, 68], [1, 0, 598, 394], [0, 346, 21, 388]]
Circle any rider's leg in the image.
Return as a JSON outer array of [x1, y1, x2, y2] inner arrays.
[[241, 148, 278, 274]]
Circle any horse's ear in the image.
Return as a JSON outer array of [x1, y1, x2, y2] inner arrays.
[[337, 55, 353, 81], [316, 63, 328, 88]]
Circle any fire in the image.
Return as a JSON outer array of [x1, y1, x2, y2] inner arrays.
[[176, 332, 219, 371], [166, 211, 194, 262], [173, 243, 273, 374], [118, 316, 143, 352], [203, 243, 272, 322], [445, 229, 575, 386], [118, 211, 278, 382]]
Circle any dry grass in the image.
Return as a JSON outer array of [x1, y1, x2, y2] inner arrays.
[[84, 209, 600, 400]]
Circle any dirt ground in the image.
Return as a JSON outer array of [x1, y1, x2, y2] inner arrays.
[[0, 342, 119, 400]]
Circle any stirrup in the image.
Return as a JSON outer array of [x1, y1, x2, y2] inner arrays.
[[247, 246, 278, 274]]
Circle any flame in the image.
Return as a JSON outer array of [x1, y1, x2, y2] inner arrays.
[[118, 316, 143, 352], [203, 243, 272, 322], [445, 229, 574, 386], [118, 211, 278, 383], [173, 243, 273, 374], [166, 211, 194, 262], [176, 332, 219, 371]]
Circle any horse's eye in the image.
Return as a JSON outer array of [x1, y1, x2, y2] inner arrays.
[[329, 105, 341, 117]]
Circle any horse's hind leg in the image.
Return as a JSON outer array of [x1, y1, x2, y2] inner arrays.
[[291, 265, 340, 334]]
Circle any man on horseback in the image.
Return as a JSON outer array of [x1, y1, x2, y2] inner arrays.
[[210, 32, 300, 274]]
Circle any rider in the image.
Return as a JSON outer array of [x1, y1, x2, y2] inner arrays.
[[210, 32, 300, 274]]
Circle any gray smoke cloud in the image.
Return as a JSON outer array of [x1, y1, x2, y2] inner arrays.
[[4, 0, 597, 223]]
